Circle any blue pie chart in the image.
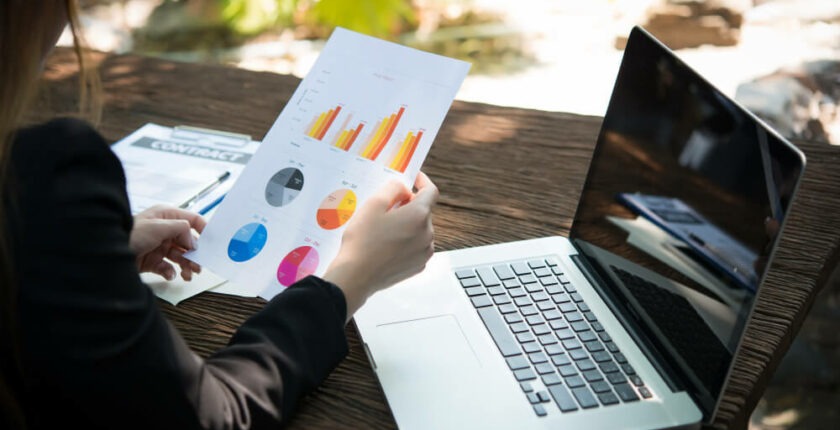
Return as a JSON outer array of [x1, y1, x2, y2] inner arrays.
[[227, 222, 268, 262]]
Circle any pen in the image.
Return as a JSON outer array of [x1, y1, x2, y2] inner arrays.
[[180, 171, 231, 209], [198, 193, 226, 216]]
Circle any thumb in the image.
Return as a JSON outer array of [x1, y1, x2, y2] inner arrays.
[[369, 180, 412, 212], [154, 219, 194, 251]]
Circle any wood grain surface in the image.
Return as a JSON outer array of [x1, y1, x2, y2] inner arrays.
[[27, 48, 840, 429]]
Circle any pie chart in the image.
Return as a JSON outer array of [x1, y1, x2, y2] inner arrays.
[[227, 222, 268, 262], [265, 168, 304, 207], [316, 189, 357, 230], [277, 246, 320, 286]]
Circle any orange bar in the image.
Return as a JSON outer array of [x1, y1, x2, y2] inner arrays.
[[398, 131, 422, 173], [317, 105, 342, 140], [345, 123, 364, 151], [312, 110, 332, 138], [308, 112, 327, 137], [371, 107, 405, 160], [389, 132, 414, 169], [332, 114, 353, 145], [334, 130, 350, 149], [363, 118, 389, 158]]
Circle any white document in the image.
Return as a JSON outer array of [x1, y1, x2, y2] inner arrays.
[[187, 28, 470, 300], [111, 123, 260, 214]]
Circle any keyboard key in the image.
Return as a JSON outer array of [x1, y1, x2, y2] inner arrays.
[[499, 304, 517, 314], [464, 286, 485, 297], [614, 383, 639, 402], [529, 352, 548, 364], [533, 404, 547, 417], [528, 259, 546, 269], [493, 295, 512, 306], [570, 321, 590, 332], [537, 391, 551, 402], [514, 296, 532, 307], [578, 331, 597, 342], [592, 351, 611, 363], [455, 269, 475, 279], [521, 305, 538, 316], [524, 283, 543, 293], [532, 291, 550, 302], [506, 355, 530, 370], [599, 331, 612, 342], [549, 319, 568, 330], [639, 386, 652, 399], [543, 310, 562, 320], [476, 307, 519, 356], [545, 285, 564, 295], [562, 338, 582, 350], [576, 358, 596, 371], [600, 361, 619, 373], [520, 381, 533, 392], [476, 267, 501, 286], [558, 365, 578, 377], [584, 312, 598, 322], [571, 387, 599, 409], [532, 324, 551, 336], [621, 364, 636, 375], [535, 362, 554, 374], [505, 312, 523, 324], [487, 286, 506, 296], [548, 385, 579, 412], [582, 369, 603, 382], [534, 267, 552, 277], [525, 315, 544, 326], [509, 287, 527, 298], [569, 349, 589, 361], [542, 372, 562, 386], [516, 332, 535, 343], [536, 301, 555, 311], [566, 312, 583, 322], [564, 375, 585, 388], [471, 295, 493, 308], [614, 352, 628, 364], [528, 392, 540, 404], [539, 276, 558, 286], [630, 375, 644, 386], [606, 372, 627, 385], [545, 344, 564, 356], [551, 265, 564, 275], [460, 277, 481, 288], [592, 322, 605, 332], [552, 293, 571, 304], [598, 391, 620, 406], [503, 278, 521, 289], [538, 334, 557, 345], [570, 293, 584, 302], [591, 380, 611, 393], [545, 257, 559, 267], [493, 264, 515, 280], [585, 341, 605, 353], [510, 322, 529, 333], [522, 342, 541, 354], [578, 302, 590, 312], [519, 273, 537, 284], [511, 262, 531, 276], [551, 354, 571, 366], [555, 328, 575, 340], [513, 368, 537, 381]]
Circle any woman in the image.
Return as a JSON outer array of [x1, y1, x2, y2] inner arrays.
[[0, 1, 437, 429]]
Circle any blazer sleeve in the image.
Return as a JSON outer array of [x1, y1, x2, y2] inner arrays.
[[15, 119, 349, 429]]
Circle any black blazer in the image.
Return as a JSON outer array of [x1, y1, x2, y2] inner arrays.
[[6, 119, 349, 429]]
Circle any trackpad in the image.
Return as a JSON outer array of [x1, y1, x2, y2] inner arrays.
[[374, 314, 480, 377]]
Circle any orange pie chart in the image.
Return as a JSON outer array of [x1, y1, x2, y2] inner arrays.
[[316, 189, 356, 230]]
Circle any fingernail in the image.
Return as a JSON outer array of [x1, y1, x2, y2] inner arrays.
[[191, 237, 199, 250]]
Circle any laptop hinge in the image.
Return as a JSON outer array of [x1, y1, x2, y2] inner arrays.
[[570, 253, 683, 393]]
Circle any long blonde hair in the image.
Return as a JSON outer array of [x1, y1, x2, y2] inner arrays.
[[1, 1, 100, 427]]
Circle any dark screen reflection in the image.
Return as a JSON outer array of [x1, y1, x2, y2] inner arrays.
[[569, 28, 803, 409]]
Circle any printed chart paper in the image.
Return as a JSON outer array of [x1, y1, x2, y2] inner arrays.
[[187, 28, 470, 299]]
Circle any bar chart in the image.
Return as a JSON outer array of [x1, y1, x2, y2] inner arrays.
[[331, 114, 366, 152], [305, 104, 343, 140], [386, 129, 424, 173], [359, 106, 406, 161]]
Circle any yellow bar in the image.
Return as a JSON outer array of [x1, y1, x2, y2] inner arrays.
[[363, 117, 390, 158], [312, 109, 334, 139], [308, 112, 327, 137], [305, 116, 319, 136], [358, 120, 381, 155], [334, 130, 350, 148], [390, 132, 414, 169]]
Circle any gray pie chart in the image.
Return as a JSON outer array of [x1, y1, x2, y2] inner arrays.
[[265, 168, 304, 207]]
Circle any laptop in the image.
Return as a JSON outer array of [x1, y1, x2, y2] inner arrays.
[[354, 26, 806, 429]]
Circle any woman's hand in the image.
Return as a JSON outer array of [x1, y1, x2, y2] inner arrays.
[[129, 205, 207, 281], [323, 172, 439, 321]]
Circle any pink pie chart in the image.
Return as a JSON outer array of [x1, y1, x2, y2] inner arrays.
[[277, 246, 320, 286]]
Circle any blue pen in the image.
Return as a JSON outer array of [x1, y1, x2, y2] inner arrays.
[[198, 193, 226, 215]]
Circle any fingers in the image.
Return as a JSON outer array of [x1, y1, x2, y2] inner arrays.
[[152, 260, 176, 281], [369, 180, 413, 211], [166, 247, 201, 280], [155, 219, 195, 252], [140, 205, 208, 232], [408, 172, 439, 209]]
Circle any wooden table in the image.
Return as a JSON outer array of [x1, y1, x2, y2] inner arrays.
[[29, 48, 840, 429]]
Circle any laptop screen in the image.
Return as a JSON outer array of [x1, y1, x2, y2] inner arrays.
[[568, 27, 804, 415]]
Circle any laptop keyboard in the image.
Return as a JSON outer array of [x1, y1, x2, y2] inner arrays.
[[456, 257, 652, 418]]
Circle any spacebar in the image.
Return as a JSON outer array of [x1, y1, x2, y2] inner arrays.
[[477, 307, 520, 357]]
